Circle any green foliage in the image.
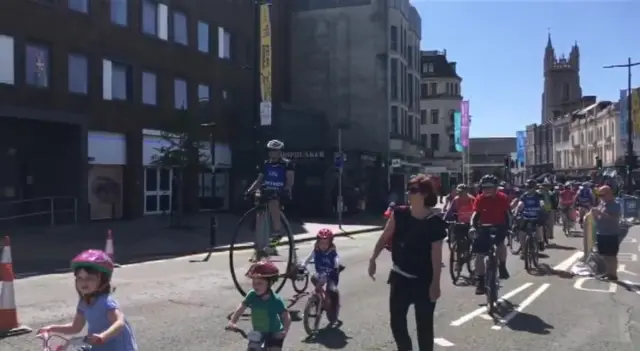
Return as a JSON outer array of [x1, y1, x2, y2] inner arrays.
[[150, 111, 212, 169]]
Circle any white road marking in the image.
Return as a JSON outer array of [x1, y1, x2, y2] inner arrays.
[[618, 253, 638, 262], [618, 264, 638, 276], [623, 238, 637, 244], [434, 337, 455, 347], [491, 283, 550, 330], [573, 278, 617, 293], [449, 282, 533, 326], [553, 251, 583, 271]]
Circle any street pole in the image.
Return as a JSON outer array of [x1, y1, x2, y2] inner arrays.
[[604, 58, 640, 194], [199, 97, 217, 262], [337, 127, 343, 229]]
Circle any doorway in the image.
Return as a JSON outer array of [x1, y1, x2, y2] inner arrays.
[[144, 167, 172, 214]]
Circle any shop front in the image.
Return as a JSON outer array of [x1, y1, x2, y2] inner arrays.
[[282, 150, 330, 217], [87, 131, 126, 220]]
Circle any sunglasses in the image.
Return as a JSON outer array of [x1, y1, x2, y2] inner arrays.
[[407, 187, 422, 194]]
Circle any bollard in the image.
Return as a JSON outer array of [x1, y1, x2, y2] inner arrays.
[[209, 214, 217, 248]]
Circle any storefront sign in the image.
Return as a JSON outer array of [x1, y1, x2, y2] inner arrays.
[[283, 151, 325, 159]]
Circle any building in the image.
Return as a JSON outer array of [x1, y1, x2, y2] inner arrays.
[[0, 0, 257, 221], [419, 50, 463, 176], [525, 122, 553, 176], [289, 0, 423, 213], [467, 137, 516, 182]]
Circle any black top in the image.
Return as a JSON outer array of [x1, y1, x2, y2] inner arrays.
[[390, 207, 447, 283]]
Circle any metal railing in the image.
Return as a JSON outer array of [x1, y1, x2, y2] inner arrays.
[[0, 196, 78, 228]]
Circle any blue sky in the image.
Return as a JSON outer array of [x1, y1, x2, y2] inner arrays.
[[414, 1, 640, 138]]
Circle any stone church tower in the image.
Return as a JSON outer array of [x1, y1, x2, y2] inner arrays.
[[541, 34, 583, 124]]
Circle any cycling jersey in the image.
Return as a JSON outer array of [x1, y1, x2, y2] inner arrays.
[[538, 190, 552, 211], [559, 190, 575, 206], [449, 195, 475, 223], [519, 192, 543, 219], [259, 158, 294, 191], [473, 192, 509, 225], [577, 187, 593, 205]]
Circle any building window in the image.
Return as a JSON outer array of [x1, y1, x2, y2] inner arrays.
[[390, 25, 397, 51], [142, 71, 157, 105], [429, 82, 437, 95], [430, 109, 439, 124], [218, 27, 231, 59], [407, 45, 413, 68], [25, 43, 49, 88], [198, 84, 209, 101], [449, 134, 456, 152], [421, 134, 427, 148], [110, 0, 128, 26], [420, 109, 427, 125], [562, 82, 570, 101], [142, 0, 157, 35], [390, 58, 398, 100], [430, 133, 439, 151], [68, 0, 88, 13], [68, 53, 88, 94], [0, 35, 15, 85], [197, 21, 209, 53], [391, 106, 399, 134], [172, 11, 188, 45], [102, 59, 128, 100], [174, 78, 187, 109], [420, 83, 427, 99]]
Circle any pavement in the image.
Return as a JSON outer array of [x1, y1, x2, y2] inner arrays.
[[4, 220, 640, 350]]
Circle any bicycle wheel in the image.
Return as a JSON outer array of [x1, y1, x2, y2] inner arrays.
[[529, 236, 540, 269], [449, 242, 460, 284], [509, 230, 521, 255], [485, 255, 498, 312], [523, 235, 531, 272], [303, 295, 323, 336], [292, 271, 309, 294]]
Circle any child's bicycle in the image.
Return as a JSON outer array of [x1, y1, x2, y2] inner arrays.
[[225, 326, 273, 351], [37, 332, 91, 351], [302, 271, 341, 335]]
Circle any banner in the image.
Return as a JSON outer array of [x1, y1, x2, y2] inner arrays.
[[634, 88, 640, 136], [259, 2, 272, 126], [619, 88, 640, 140], [516, 130, 526, 164], [454, 112, 463, 152], [460, 101, 470, 147], [620, 89, 628, 142]]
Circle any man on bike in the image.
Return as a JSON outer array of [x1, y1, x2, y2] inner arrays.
[[538, 180, 557, 240], [444, 184, 475, 247], [574, 181, 595, 226], [471, 175, 511, 295], [514, 180, 545, 255], [246, 139, 295, 254], [559, 183, 576, 228]]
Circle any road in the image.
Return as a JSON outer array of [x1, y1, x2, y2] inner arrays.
[[2, 225, 640, 350]]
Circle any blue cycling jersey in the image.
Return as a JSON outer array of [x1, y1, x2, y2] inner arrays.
[[577, 188, 592, 203], [260, 159, 292, 191], [313, 249, 338, 274], [520, 192, 542, 219]]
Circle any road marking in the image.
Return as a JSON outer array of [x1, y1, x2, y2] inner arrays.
[[623, 238, 637, 244], [618, 253, 638, 262], [573, 278, 617, 293], [553, 251, 583, 271], [492, 283, 550, 330], [434, 337, 454, 347], [450, 282, 533, 326], [618, 264, 638, 276]]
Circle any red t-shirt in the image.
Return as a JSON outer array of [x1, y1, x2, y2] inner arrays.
[[473, 192, 510, 225]]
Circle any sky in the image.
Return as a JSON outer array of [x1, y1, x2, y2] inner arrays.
[[414, 0, 640, 138]]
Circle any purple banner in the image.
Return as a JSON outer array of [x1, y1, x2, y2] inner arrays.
[[460, 100, 470, 147]]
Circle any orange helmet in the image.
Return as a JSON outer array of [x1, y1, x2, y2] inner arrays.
[[246, 260, 280, 279]]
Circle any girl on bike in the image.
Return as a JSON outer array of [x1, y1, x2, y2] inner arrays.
[[38, 250, 138, 351], [301, 228, 343, 323], [227, 260, 291, 350]]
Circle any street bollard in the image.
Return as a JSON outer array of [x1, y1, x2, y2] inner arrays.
[[209, 214, 217, 248]]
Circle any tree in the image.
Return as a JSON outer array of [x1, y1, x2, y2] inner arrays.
[[151, 108, 211, 228]]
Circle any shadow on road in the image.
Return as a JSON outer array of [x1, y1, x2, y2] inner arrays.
[[545, 243, 576, 251], [302, 321, 351, 349], [528, 263, 575, 279], [506, 311, 554, 334]]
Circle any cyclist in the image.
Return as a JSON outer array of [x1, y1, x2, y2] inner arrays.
[[227, 260, 291, 350], [559, 183, 576, 228], [300, 228, 342, 323], [246, 139, 295, 255], [445, 184, 475, 267], [470, 175, 511, 295], [514, 180, 545, 255], [574, 181, 595, 226]]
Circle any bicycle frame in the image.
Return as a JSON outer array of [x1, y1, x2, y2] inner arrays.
[[37, 332, 90, 351]]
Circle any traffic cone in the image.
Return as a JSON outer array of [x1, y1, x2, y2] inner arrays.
[[105, 230, 120, 268], [0, 236, 32, 338]]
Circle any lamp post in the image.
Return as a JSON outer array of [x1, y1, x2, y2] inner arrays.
[[199, 97, 217, 261], [604, 58, 640, 194]]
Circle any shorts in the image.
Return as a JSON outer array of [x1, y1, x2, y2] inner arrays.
[[472, 225, 507, 254], [252, 332, 284, 348], [452, 223, 471, 241], [518, 217, 542, 231], [596, 235, 620, 256], [311, 272, 339, 291]]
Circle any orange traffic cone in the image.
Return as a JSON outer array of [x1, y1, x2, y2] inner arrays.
[[105, 230, 120, 268], [0, 236, 31, 337]]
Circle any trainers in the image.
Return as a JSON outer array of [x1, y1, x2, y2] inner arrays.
[[475, 276, 486, 295], [538, 241, 545, 252], [498, 263, 510, 280]]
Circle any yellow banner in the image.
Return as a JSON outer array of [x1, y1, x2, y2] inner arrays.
[[259, 4, 272, 102], [632, 88, 640, 136]]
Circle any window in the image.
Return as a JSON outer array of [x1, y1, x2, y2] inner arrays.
[[198, 84, 210, 101], [562, 83, 570, 101], [142, 71, 157, 105], [68, 53, 88, 94], [391, 106, 399, 134], [174, 78, 187, 109], [0, 35, 15, 85], [420, 110, 427, 125], [172, 11, 188, 45], [25, 43, 49, 88], [420, 83, 427, 99], [142, 0, 157, 35], [407, 45, 413, 68], [429, 82, 437, 95], [421, 134, 427, 148], [102, 60, 128, 100], [390, 26, 397, 51], [197, 21, 209, 53], [430, 109, 439, 124], [390, 58, 398, 100], [68, 0, 88, 13], [449, 134, 456, 152], [218, 27, 231, 59], [430, 134, 440, 151], [407, 73, 413, 108], [110, 0, 127, 26]]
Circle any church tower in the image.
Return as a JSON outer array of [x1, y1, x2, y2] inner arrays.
[[541, 34, 583, 124]]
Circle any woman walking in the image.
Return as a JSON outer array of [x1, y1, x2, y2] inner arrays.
[[368, 174, 446, 351]]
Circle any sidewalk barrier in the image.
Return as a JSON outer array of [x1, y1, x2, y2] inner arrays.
[[0, 236, 32, 338], [105, 229, 120, 268]]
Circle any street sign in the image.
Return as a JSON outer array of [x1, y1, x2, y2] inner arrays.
[[334, 154, 344, 168]]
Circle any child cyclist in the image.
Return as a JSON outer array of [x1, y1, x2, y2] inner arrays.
[[227, 260, 291, 350], [39, 249, 138, 351], [300, 228, 343, 323]]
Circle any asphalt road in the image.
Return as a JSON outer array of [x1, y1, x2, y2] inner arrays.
[[2, 225, 639, 350]]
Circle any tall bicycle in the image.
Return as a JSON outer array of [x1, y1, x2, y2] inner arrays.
[[229, 191, 306, 296], [478, 224, 500, 313]]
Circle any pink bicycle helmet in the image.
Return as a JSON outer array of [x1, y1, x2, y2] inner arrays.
[[316, 228, 334, 240], [71, 249, 114, 277]]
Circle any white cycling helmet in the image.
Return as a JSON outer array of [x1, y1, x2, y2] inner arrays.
[[266, 139, 284, 150]]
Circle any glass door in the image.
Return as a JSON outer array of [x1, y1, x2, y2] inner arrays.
[[144, 167, 173, 214]]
